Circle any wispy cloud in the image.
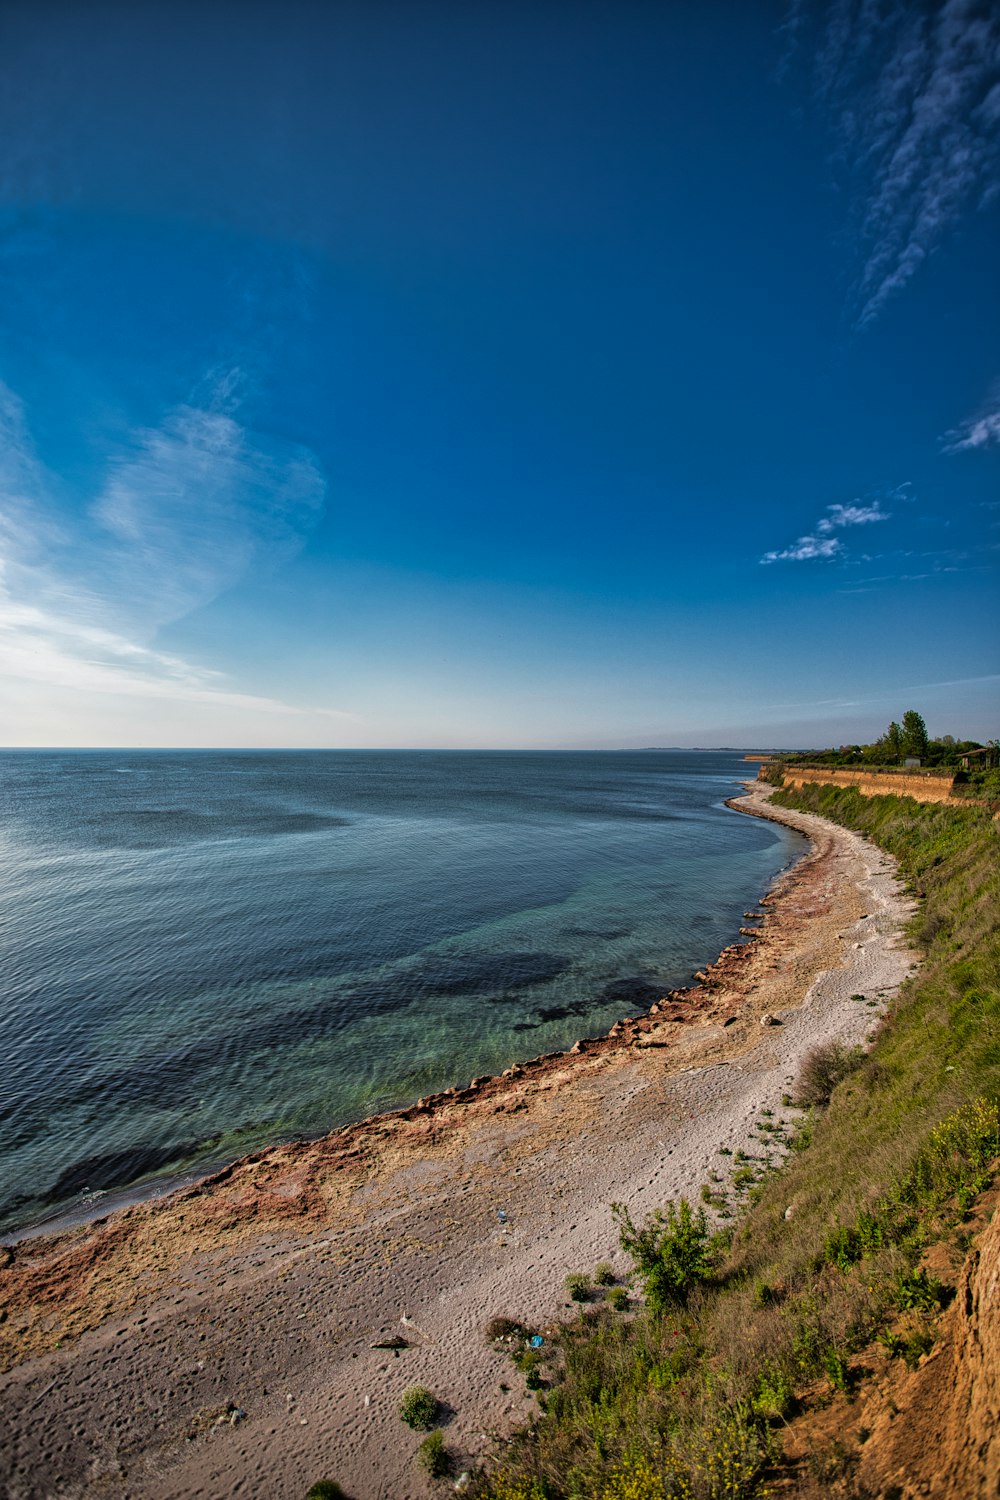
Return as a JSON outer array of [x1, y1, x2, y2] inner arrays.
[[817, 501, 889, 532], [786, 0, 1000, 326], [91, 394, 325, 627], [762, 534, 844, 563], [941, 380, 1000, 452], [0, 376, 350, 720], [761, 492, 892, 563]]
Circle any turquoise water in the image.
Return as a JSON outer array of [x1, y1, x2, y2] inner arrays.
[[0, 750, 803, 1233]]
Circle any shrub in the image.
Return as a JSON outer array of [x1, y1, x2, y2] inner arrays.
[[306, 1484, 348, 1500], [593, 1261, 615, 1286], [511, 1345, 543, 1375], [417, 1429, 450, 1478], [607, 1286, 628, 1311], [399, 1385, 439, 1430], [795, 1041, 863, 1107], [879, 1326, 935, 1369], [613, 1198, 714, 1312], [750, 1364, 795, 1421], [893, 1268, 945, 1313], [822, 1347, 851, 1393], [565, 1272, 590, 1302]]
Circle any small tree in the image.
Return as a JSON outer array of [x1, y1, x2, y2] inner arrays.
[[900, 710, 929, 761], [885, 721, 903, 762], [612, 1198, 713, 1312]]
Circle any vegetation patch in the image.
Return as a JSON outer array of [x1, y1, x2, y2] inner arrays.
[[471, 786, 999, 1498], [399, 1384, 440, 1431], [793, 1040, 863, 1107], [418, 1429, 452, 1478]]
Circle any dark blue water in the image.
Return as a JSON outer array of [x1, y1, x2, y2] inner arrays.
[[0, 750, 803, 1233]]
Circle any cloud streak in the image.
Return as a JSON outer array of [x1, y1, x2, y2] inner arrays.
[[789, 0, 1000, 325], [0, 376, 350, 721], [761, 493, 892, 563], [941, 381, 1000, 451]]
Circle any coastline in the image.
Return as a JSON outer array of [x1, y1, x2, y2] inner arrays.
[[2, 788, 806, 1251], [0, 784, 918, 1500]]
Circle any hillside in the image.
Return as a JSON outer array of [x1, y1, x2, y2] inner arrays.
[[475, 784, 1000, 1499]]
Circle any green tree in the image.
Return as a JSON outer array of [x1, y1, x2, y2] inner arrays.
[[885, 721, 903, 761], [901, 710, 929, 761]]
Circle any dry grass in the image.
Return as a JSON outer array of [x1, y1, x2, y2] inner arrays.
[[793, 1041, 863, 1107]]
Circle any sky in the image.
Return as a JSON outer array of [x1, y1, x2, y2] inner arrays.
[[0, 0, 997, 749]]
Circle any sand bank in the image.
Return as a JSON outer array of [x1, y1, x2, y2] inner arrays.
[[0, 784, 917, 1500]]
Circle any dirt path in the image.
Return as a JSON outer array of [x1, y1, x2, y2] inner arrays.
[[0, 786, 917, 1500]]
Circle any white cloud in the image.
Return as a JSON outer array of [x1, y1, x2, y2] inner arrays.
[[0, 376, 351, 724], [761, 492, 892, 563], [761, 534, 844, 563], [941, 383, 1000, 451], [817, 501, 889, 531]]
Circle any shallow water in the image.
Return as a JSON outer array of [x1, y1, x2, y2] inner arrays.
[[0, 749, 803, 1233]]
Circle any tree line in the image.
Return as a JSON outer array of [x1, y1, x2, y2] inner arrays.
[[781, 710, 994, 770]]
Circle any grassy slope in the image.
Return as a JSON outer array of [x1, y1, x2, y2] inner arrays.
[[475, 788, 1000, 1500]]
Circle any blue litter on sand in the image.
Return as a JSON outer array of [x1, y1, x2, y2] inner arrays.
[[529, 1335, 544, 1348]]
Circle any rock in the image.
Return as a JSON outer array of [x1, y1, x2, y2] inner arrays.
[[760, 1013, 780, 1027]]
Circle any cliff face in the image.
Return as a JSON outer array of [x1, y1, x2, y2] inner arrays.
[[855, 1201, 1000, 1499], [777, 766, 963, 805]]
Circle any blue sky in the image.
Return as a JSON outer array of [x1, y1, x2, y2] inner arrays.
[[0, 0, 997, 748]]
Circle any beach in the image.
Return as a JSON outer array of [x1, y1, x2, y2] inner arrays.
[[0, 784, 917, 1500]]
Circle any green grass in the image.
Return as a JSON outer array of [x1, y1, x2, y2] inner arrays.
[[473, 788, 1000, 1499]]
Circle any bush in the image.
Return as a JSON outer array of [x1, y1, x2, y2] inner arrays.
[[399, 1385, 439, 1430], [607, 1286, 629, 1311], [565, 1272, 590, 1302], [613, 1197, 714, 1312], [795, 1041, 863, 1107], [593, 1261, 615, 1286], [750, 1364, 795, 1421], [306, 1484, 348, 1500], [417, 1429, 451, 1477]]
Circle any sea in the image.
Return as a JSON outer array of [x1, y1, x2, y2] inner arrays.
[[0, 749, 805, 1236]]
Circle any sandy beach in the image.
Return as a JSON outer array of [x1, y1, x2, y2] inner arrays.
[[0, 784, 917, 1500]]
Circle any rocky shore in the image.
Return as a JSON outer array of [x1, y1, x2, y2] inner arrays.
[[0, 783, 917, 1500]]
